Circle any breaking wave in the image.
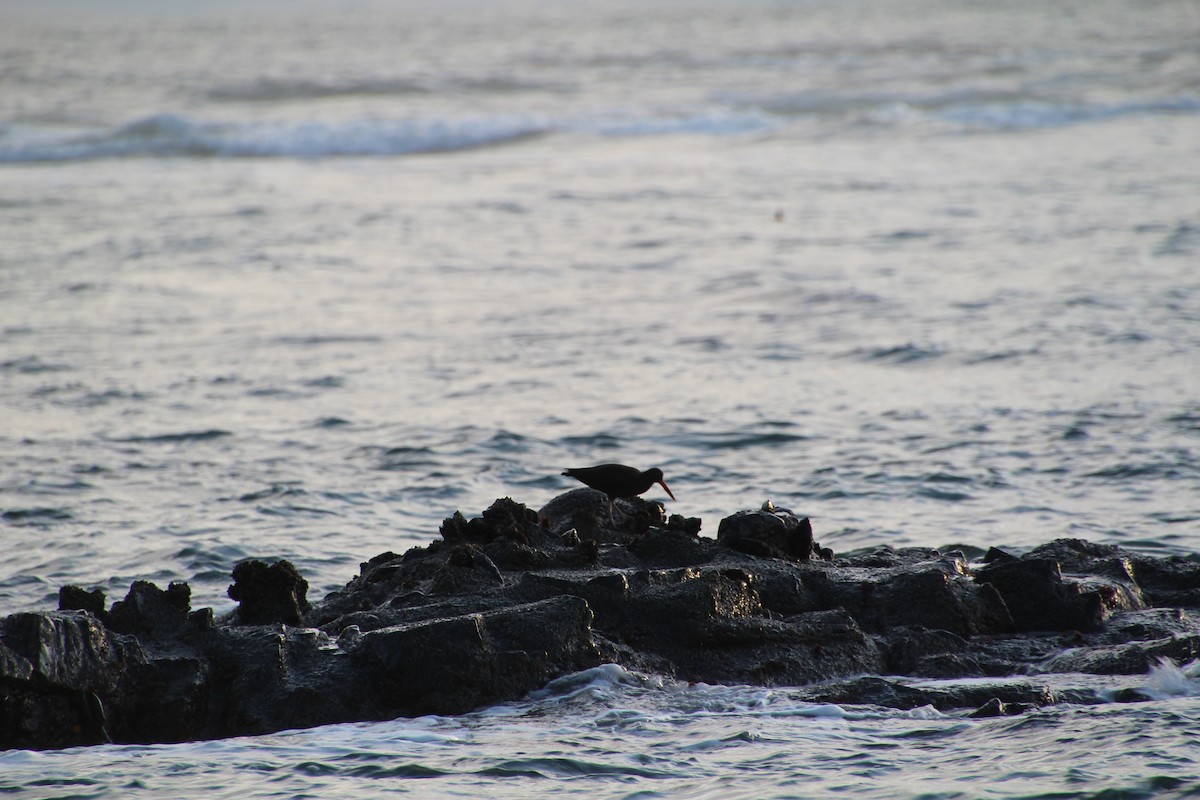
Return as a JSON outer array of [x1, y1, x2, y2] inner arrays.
[[0, 113, 549, 162], [0, 108, 770, 163], [3, 88, 1194, 164]]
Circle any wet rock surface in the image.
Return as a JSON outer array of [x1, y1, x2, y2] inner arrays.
[[3, 495, 1199, 749]]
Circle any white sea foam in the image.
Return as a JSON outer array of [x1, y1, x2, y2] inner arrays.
[[1141, 657, 1200, 699], [526, 663, 646, 702]]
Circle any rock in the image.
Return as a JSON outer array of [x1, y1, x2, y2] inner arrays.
[[429, 546, 505, 595], [821, 551, 1014, 637], [107, 581, 192, 637], [355, 596, 599, 716], [801, 676, 1075, 714], [717, 509, 820, 561], [1112, 687, 1156, 703], [3, 493, 1200, 750], [982, 547, 1019, 564], [520, 569, 881, 685], [799, 676, 947, 710], [885, 628, 973, 676], [1042, 634, 1200, 675], [1103, 608, 1197, 642], [228, 560, 309, 626], [0, 611, 146, 748], [1125, 554, 1200, 608], [974, 558, 1105, 632], [626, 525, 714, 568], [58, 585, 106, 618], [750, 569, 824, 617], [441, 496, 545, 547], [537, 488, 669, 543]]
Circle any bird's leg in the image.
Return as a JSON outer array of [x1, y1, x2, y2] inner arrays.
[[607, 497, 631, 526]]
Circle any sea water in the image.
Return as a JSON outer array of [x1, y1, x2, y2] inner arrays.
[[2, 0, 1199, 796], [1, 664, 1199, 799]]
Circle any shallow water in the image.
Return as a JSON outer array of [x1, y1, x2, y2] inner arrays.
[[3, 664, 1200, 799], [2, 0, 1200, 794]]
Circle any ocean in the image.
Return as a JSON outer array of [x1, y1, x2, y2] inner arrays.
[[2, 0, 1199, 796]]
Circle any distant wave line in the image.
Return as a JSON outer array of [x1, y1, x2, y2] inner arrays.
[[0, 109, 770, 163]]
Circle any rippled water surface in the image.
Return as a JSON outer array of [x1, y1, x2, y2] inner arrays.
[[2, 0, 1200, 795], [3, 665, 1200, 799]]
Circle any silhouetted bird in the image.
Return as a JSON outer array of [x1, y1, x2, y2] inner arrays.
[[562, 463, 676, 523]]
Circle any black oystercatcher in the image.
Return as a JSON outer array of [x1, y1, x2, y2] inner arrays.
[[562, 463, 676, 523]]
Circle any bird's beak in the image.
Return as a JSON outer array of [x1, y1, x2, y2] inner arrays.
[[658, 479, 676, 502]]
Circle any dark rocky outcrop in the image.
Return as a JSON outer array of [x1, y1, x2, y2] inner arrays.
[[3, 494, 1199, 750], [717, 505, 823, 561], [227, 560, 309, 626]]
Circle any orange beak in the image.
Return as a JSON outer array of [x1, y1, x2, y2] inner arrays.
[[658, 479, 676, 502]]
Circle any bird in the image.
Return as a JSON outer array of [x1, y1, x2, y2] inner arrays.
[[562, 463, 676, 523]]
